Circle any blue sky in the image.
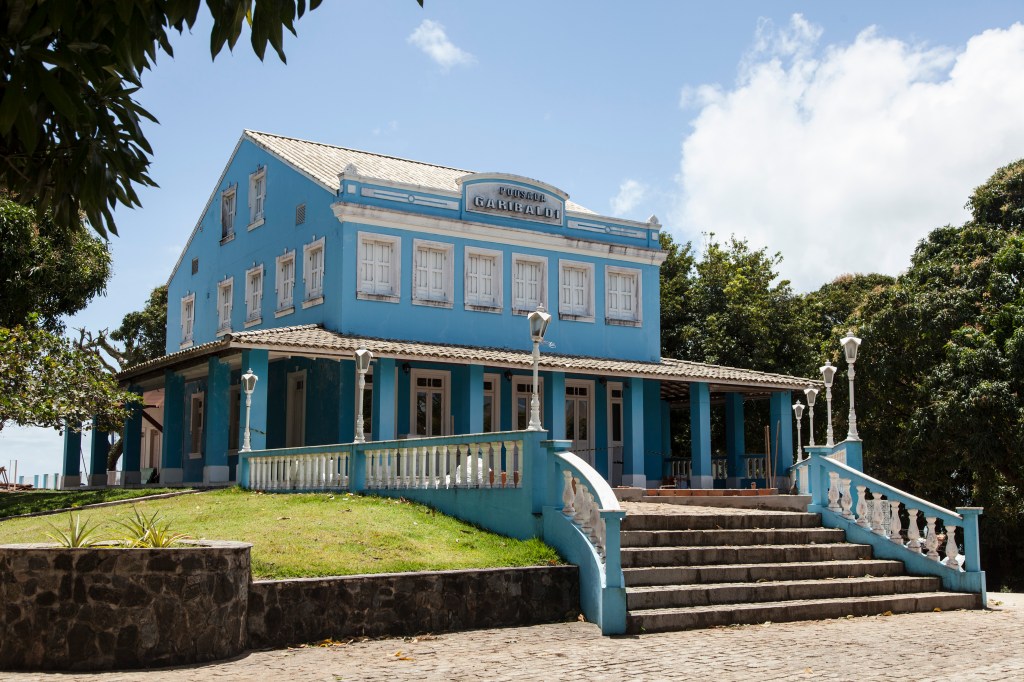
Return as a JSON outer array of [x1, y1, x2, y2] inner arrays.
[[4, 1, 1023, 479]]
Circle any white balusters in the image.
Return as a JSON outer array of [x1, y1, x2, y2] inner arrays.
[[562, 471, 575, 514], [944, 524, 960, 569], [906, 508, 921, 553], [925, 516, 940, 560], [827, 472, 841, 512], [839, 478, 854, 520], [871, 496, 886, 537], [888, 500, 902, 543], [572, 478, 587, 525], [855, 485, 869, 528]]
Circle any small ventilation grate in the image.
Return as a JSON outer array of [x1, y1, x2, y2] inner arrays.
[[191, 257, 199, 275], [295, 203, 306, 225]]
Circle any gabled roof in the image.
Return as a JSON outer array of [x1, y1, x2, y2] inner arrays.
[[244, 130, 595, 214], [120, 325, 817, 394]]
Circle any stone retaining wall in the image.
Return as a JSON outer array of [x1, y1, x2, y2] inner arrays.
[[247, 565, 580, 648], [0, 541, 251, 671]]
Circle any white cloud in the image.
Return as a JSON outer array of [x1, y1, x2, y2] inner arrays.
[[408, 20, 474, 71], [674, 17, 1024, 291], [611, 179, 649, 217]]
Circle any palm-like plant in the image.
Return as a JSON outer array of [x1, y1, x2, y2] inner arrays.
[[117, 507, 190, 548], [45, 513, 103, 548]]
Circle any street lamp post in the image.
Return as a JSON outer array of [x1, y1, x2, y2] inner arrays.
[[841, 330, 862, 441], [527, 306, 552, 431], [792, 400, 805, 461], [354, 348, 373, 444], [803, 387, 818, 447], [820, 361, 837, 447], [240, 368, 258, 453]]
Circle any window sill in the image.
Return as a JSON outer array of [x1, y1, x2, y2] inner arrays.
[[465, 303, 502, 314], [247, 217, 265, 231], [244, 317, 262, 328], [605, 317, 642, 327], [301, 296, 324, 309], [179, 339, 194, 349], [512, 307, 544, 317], [412, 297, 453, 309], [188, 452, 202, 460], [216, 326, 232, 337], [220, 232, 235, 245], [357, 291, 399, 303], [559, 312, 595, 323], [275, 306, 295, 318]]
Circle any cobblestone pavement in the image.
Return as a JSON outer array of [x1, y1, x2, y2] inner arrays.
[[9, 594, 1023, 681]]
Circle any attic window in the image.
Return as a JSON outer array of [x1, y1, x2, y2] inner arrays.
[[295, 203, 306, 226], [191, 258, 199, 275]]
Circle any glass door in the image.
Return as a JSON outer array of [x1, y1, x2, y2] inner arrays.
[[565, 380, 594, 466], [412, 370, 449, 436]]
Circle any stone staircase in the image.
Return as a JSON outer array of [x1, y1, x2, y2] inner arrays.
[[621, 508, 981, 633]]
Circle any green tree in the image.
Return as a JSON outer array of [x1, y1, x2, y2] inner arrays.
[[0, 198, 111, 332], [660, 233, 812, 375], [0, 0, 346, 237], [0, 321, 138, 433], [851, 158, 1024, 589], [109, 285, 168, 369]]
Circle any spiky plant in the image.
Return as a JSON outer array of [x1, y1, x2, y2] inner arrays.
[[117, 507, 190, 548], [45, 513, 103, 548]]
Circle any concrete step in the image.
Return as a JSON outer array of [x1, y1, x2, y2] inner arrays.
[[621, 512, 821, 532], [627, 591, 982, 633], [621, 543, 872, 568], [622, 559, 906, 586], [626, 575, 941, 610], [620, 527, 846, 548]]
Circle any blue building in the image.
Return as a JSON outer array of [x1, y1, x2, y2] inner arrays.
[[64, 130, 806, 489]]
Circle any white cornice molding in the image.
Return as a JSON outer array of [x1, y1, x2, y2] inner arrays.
[[331, 202, 667, 266]]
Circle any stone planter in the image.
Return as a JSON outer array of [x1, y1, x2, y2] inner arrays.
[[0, 540, 251, 671]]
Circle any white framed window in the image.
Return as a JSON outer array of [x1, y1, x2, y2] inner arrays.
[[220, 187, 236, 241], [216, 277, 233, 333], [465, 247, 502, 311], [605, 266, 642, 325], [483, 373, 501, 433], [559, 260, 594, 321], [248, 167, 266, 228], [303, 237, 326, 306], [511, 254, 547, 314], [180, 293, 195, 347], [245, 264, 264, 325], [275, 250, 296, 313], [189, 392, 204, 458], [357, 232, 400, 302], [412, 239, 453, 307]]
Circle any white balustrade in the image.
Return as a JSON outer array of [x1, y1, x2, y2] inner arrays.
[[906, 508, 922, 553], [888, 500, 902, 544], [855, 485, 869, 528], [925, 516, 940, 560], [827, 472, 842, 512], [871, 496, 886, 537], [944, 524, 960, 569], [560, 468, 609, 561], [247, 451, 350, 491], [839, 478, 854, 520]]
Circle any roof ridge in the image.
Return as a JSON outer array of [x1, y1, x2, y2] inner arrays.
[[243, 129, 474, 176]]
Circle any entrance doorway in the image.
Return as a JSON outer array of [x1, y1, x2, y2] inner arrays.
[[607, 382, 624, 486], [285, 370, 306, 447], [565, 380, 594, 466], [411, 370, 449, 436]]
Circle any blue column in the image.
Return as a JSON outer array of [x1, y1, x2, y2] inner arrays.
[[122, 387, 144, 485], [161, 370, 185, 484], [467, 365, 485, 434], [372, 357, 396, 441], [725, 393, 745, 488], [240, 349, 269, 451], [623, 377, 646, 488], [769, 390, 794, 490], [61, 426, 82, 489], [689, 382, 712, 489], [204, 357, 231, 484], [338, 360, 355, 442], [89, 423, 110, 487], [548, 371, 565, 440]]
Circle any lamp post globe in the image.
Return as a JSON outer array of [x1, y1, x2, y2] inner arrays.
[[820, 361, 837, 447], [240, 368, 258, 453], [840, 330, 862, 440], [526, 306, 552, 431], [803, 386, 818, 447], [354, 348, 373, 444]]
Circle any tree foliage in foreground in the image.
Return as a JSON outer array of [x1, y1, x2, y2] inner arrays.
[[0, 198, 111, 332], [0, 321, 138, 433], [851, 159, 1024, 589], [0, 0, 330, 237]]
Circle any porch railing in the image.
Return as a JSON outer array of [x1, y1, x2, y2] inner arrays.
[[795, 450, 986, 605], [238, 431, 627, 634]]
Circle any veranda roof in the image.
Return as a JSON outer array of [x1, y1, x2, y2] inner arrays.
[[118, 324, 817, 398]]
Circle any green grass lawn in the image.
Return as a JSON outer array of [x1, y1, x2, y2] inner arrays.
[[0, 488, 183, 518], [0, 488, 562, 578]]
